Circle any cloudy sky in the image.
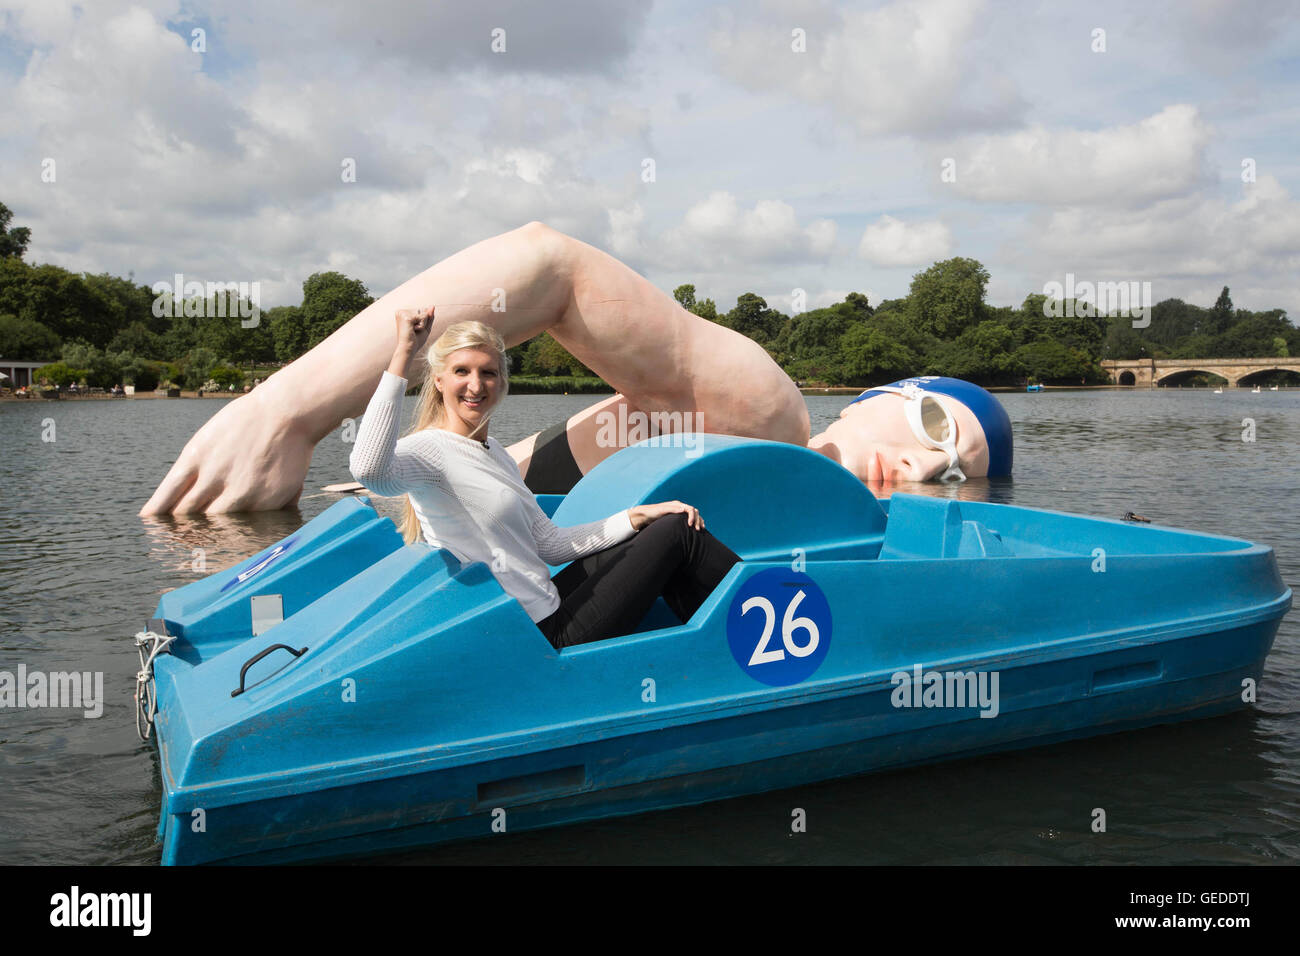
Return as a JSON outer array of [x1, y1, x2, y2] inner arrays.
[[2, 0, 1298, 319]]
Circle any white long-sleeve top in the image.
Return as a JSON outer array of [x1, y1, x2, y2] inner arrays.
[[349, 371, 638, 623]]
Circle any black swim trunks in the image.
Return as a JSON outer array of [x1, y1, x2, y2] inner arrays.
[[523, 418, 585, 494]]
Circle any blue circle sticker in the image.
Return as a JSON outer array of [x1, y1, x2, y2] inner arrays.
[[726, 568, 832, 686]]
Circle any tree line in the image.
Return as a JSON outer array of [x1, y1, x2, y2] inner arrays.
[[2, 201, 1296, 391], [674, 262, 1298, 386]]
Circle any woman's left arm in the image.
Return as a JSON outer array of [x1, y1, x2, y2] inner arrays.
[[526, 499, 707, 565], [526, 502, 637, 566]]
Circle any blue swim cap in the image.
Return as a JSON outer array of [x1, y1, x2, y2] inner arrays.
[[847, 376, 1013, 477]]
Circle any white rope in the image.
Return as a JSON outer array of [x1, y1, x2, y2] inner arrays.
[[134, 629, 176, 741]]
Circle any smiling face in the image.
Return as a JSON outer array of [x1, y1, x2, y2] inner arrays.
[[809, 392, 991, 486], [434, 347, 505, 439]]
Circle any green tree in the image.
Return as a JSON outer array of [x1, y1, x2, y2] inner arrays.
[[192, 292, 272, 367], [870, 310, 940, 365], [723, 293, 785, 345], [108, 321, 164, 359], [839, 322, 918, 384], [844, 291, 873, 320], [935, 320, 1021, 383], [207, 365, 247, 390], [873, 297, 907, 317], [160, 312, 202, 361], [1286, 324, 1300, 358], [0, 202, 31, 259], [1144, 299, 1209, 349], [33, 362, 88, 388], [673, 282, 719, 321], [0, 313, 60, 359], [1171, 333, 1215, 360], [522, 332, 592, 376], [301, 272, 374, 350], [268, 305, 308, 363], [1012, 340, 1097, 383], [1215, 309, 1291, 357], [905, 258, 990, 339], [120, 357, 162, 391], [691, 297, 718, 321], [60, 341, 128, 388], [774, 307, 852, 383], [1102, 318, 1151, 360], [505, 342, 527, 375], [1208, 286, 1233, 335], [179, 347, 219, 389]]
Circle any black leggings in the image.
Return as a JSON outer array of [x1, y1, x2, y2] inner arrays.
[[536, 512, 742, 649]]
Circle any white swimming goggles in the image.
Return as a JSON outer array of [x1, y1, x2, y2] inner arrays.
[[855, 383, 966, 481]]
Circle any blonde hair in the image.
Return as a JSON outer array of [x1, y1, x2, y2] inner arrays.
[[398, 320, 510, 545]]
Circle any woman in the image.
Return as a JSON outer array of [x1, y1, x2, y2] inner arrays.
[[349, 308, 743, 650]]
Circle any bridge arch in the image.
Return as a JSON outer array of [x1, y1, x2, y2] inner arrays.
[[1155, 368, 1228, 388], [1237, 367, 1300, 387]]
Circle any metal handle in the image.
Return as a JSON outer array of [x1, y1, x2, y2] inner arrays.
[[231, 643, 308, 697]]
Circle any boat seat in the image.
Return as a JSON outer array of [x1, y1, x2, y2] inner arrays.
[[878, 495, 1012, 560]]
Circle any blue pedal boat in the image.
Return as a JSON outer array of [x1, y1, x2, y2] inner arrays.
[[138, 435, 1291, 865]]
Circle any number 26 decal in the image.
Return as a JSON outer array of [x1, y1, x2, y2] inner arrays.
[[743, 590, 820, 665], [727, 569, 832, 686]]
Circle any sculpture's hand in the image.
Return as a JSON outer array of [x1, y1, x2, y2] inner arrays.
[[138, 386, 318, 514]]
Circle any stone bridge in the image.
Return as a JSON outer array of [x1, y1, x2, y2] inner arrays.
[[1100, 357, 1300, 387]]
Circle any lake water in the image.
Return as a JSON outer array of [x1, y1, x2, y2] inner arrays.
[[1, 388, 1297, 864]]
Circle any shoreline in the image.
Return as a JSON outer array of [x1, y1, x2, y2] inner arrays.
[[4, 383, 1287, 403], [0, 390, 241, 401]]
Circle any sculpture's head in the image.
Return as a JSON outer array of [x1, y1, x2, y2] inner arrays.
[[809, 376, 1013, 485]]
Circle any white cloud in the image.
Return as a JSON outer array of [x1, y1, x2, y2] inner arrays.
[[0, 0, 1296, 323], [1023, 175, 1300, 310], [665, 192, 836, 266], [1159, 0, 1298, 72], [710, 0, 1025, 138], [212, 0, 653, 77], [857, 215, 952, 266], [606, 201, 645, 260], [460, 149, 554, 188], [947, 105, 1213, 206], [0, 1, 648, 305]]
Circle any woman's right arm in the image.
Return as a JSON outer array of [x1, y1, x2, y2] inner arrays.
[[349, 308, 436, 496]]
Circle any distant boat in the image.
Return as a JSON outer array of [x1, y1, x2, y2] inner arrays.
[[1214, 388, 1223, 394], [1026, 384, 1043, 392], [1252, 386, 1262, 393], [322, 482, 366, 494], [1270, 385, 1279, 391]]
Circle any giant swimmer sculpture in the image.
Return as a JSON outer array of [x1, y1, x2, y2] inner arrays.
[[139, 222, 1011, 515]]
